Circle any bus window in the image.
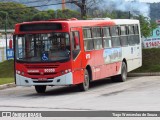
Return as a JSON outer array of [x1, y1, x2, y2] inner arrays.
[[83, 28, 92, 38], [128, 25, 135, 45], [102, 27, 112, 48], [83, 28, 94, 51], [134, 25, 140, 44], [111, 26, 121, 47], [120, 26, 128, 46], [15, 33, 70, 62], [71, 31, 80, 59], [93, 27, 102, 50]]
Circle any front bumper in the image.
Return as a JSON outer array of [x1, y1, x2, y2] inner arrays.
[[16, 72, 73, 86]]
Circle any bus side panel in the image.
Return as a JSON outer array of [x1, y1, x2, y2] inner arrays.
[[121, 44, 142, 73], [82, 51, 96, 80], [91, 49, 122, 80]]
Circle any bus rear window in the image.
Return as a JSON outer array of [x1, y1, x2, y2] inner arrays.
[[19, 23, 62, 32]]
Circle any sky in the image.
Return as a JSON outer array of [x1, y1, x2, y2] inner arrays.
[[126, 0, 160, 2]]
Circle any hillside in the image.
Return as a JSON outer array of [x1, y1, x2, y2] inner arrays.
[[0, 2, 39, 29], [0, 0, 160, 21]]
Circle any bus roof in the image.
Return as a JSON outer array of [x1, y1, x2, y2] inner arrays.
[[17, 18, 139, 27]]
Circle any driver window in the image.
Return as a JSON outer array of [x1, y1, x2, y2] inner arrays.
[[71, 31, 80, 60]]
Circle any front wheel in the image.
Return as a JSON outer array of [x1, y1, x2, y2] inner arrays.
[[35, 85, 46, 93], [78, 69, 90, 91]]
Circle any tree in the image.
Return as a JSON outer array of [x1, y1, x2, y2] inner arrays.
[[70, 0, 101, 19], [0, 2, 38, 28], [136, 15, 157, 37]]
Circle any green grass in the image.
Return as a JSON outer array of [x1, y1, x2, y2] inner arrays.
[[0, 78, 14, 85], [0, 60, 14, 85], [132, 48, 160, 73], [0, 60, 14, 78]]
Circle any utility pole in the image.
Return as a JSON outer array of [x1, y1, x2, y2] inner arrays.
[[129, 11, 131, 19], [62, 0, 66, 10]]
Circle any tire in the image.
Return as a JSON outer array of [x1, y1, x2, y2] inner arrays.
[[112, 62, 127, 82], [78, 69, 90, 91], [35, 85, 46, 93]]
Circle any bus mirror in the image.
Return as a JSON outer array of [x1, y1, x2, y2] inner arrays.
[[9, 39, 13, 49], [74, 36, 79, 47]]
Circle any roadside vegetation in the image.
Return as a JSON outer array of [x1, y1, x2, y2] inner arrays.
[[132, 48, 160, 73], [0, 60, 14, 85]]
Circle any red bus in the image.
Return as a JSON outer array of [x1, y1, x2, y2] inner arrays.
[[14, 18, 142, 93]]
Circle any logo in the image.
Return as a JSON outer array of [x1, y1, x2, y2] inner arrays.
[[86, 54, 91, 59], [41, 53, 48, 61], [2, 112, 11, 117]]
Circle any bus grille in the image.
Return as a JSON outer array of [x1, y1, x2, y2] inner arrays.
[[24, 64, 59, 69]]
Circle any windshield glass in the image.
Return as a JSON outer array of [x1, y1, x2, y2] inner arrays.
[[15, 33, 70, 62]]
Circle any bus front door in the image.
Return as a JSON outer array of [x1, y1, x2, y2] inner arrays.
[[71, 28, 84, 84]]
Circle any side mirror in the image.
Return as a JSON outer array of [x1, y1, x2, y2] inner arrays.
[[74, 36, 79, 48]]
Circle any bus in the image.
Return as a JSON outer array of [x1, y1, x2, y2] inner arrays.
[[14, 18, 142, 93]]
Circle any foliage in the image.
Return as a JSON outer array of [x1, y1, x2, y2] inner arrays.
[[132, 48, 160, 73], [0, 2, 39, 29], [135, 15, 157, 37], [0, 60, 14, 78], [32, 9, 80, 21]]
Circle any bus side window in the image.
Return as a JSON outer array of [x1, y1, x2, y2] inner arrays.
[[120, 26, 128, 46], [134, 25, 140, 44], [83, 28, 94, 51], [111, 26, 121, 47], [71, 31, 80, 60], [128, 25, 135, 45], [93, 27, 103, 50], [102, 27, 112, 48]]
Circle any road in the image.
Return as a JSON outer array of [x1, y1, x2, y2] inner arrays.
[[0, 76, 160, 112]]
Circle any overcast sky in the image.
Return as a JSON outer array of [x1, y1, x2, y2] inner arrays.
[[126, 0, 160, 2], [140, 0, 160, 2]]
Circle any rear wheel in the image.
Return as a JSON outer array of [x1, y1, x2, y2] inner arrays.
[[78, 69, 90, 91], [112, 62, 127, 82], [35, 85, 46, 93]]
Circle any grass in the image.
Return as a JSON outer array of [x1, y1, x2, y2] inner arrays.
[[0, 59, 14, 78], [0, 78, 14, 85], [0, 60, 14, 85], [132, 48, 160, 73]]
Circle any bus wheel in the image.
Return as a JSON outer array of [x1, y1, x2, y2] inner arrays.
[[78, 69, 90, 91], [112, 62, 127, 82], [120, 62, 127, 82], [35, 85, 46, 93]]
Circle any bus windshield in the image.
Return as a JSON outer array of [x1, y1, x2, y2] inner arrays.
[[15, 33, 70, 62]]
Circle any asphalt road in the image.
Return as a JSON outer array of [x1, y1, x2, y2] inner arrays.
[[0, 76, 160, 112]]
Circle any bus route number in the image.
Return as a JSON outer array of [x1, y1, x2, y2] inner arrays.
[[44, 69, 55, 73]]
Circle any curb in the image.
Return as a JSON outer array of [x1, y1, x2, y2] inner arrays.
[[128, 72, 160, 77], [0, 83, 16, 90]]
